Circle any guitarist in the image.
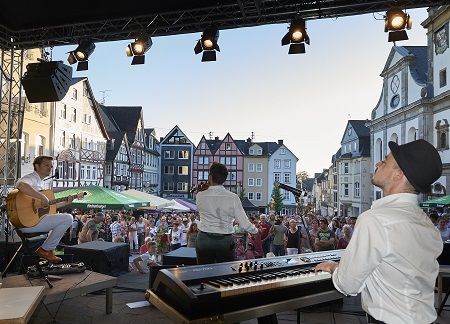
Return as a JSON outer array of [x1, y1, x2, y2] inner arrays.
[[15, 156, 74, 263]]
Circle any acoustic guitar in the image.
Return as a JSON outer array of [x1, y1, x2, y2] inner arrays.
[[6, 189, 86, 228]]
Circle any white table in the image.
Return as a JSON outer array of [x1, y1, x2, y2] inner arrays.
[[0, 286, 45, 323]]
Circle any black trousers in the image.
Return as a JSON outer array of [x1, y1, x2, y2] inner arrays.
[[196, 231, 234, 264]]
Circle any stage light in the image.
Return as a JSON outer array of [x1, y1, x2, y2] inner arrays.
[[67, 40, 96, 71], [281, 18, 310, 54], [126, 35, 152, 65], [384, 8, 412, 42], [194, 26, 220, 62]]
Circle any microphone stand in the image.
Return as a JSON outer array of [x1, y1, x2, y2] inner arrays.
[[293, 193, 315, 253]]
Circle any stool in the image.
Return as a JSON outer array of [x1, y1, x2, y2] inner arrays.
[[438, 265, 450, 315], [1, 228, 53, 288]]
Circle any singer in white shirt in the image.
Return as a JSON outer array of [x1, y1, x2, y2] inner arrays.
[[15, 155, 73, 263]]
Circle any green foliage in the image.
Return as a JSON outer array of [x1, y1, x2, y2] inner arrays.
[[271, 186, 284, 214]]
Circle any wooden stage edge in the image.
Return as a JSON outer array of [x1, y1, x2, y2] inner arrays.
[[1, 271, 118, 314]]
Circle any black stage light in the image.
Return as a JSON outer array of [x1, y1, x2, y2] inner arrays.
[[126, 35, 152, 65], [385, 8, 412, 42], [282, 18, 310, 54], [67, 40, 96, 71], [194, 25, 220, 62]]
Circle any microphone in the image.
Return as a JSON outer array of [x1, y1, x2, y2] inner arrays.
[[274, 181, 303, 196], [44, 169, 59, 181]]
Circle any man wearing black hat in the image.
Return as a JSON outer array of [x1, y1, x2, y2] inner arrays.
[[315, 139, 443, 324]]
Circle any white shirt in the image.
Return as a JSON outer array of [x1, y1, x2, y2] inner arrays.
[[196, 185, 257, 235], [332, 193, 443, 324], [16, 171, 45, 190]]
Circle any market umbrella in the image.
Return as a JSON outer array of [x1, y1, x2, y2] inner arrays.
[[121, 189, 174, 210], [54, 185, 150, 210], [174, 198, 197, 212], [162, 200, 190, 212], [419, 195, 450, 208]]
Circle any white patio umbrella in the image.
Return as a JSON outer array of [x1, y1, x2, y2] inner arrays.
[[162, 200, 190, 212], [121, 189, 174, 210]]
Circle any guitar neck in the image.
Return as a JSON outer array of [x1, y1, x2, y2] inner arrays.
[[49, 194, 74, 206]]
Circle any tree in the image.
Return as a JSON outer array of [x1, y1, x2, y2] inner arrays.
[[296, 171, 309, 183], [271, 186, 284, 214], [237, 180, 245, 201]]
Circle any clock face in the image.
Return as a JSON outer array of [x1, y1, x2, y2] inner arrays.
[[391, 94, 400, 109], [391, 75, 400, 94], [435, 24, 449, 55]]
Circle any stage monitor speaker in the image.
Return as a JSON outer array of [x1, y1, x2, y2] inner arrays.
[[64, 241, 129, 276], [162, 247, 197, 266], [21, 61, 73, 103]]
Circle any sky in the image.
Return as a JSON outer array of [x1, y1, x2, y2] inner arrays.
[[49, 8, 429, 177]]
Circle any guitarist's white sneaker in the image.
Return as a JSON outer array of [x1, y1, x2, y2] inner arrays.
[[36, 247, 62, 263]]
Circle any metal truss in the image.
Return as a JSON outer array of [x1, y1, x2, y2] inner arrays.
[[0, 49, 24, 193], [0, 0, 446, 50]]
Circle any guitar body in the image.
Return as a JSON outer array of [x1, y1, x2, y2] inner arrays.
[[7, 189, 57, 228]]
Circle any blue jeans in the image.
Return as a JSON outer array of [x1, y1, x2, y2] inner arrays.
[[272, 244, 285, 256]]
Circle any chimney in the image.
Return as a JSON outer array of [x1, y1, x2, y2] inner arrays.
[[278, 139, 283, 145], [247, 138, 252, 143], [215, 136, 219, 140]]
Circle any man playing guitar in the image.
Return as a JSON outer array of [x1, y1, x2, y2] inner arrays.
[[15, 156, 74, 263]]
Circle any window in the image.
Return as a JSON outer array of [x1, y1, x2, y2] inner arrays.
[[248, 178, 254, 186], [60, 131, 65, 147], [280, 148, 286, 155], [231, 157, 236, 165], [256, 163, 262, 172], [249, 149, 254, 155], [225, 143, 231, 150], [36, 135, 45, 156], [164, 182, 174, 191], [274, 173, 281, 182], [178, 166, 189, 175], [198, 156, 203, 164], [230, 172, 236, 180], [225, 157, 231, 165], [274, 159, 281, 168], [72, 88, 78, 100], [70, 134, 76, 149], [70, 108, 76, 122], [440, 68, 447, 88], [283, 173, 290, 183], [204, 156, 209, 165], [164, 166, 174, 174], [106, 164, 112, 175], [60, 104, 66, 119], [200, 143, 206, 149], [82, 113, 91, 124], [178, 151, 189, 159], [283, 190, 290, 200], [355, 182, 360, 197], [198, 171, 208, 180], [284, 160, 291, 168], [256, 192, 262, 200], [248, 192, 254, 200], [219, 157, 225, 164], [344, 163, 349, 174], [256, 178, 262, 186], [177, 182, 188, 191], [436, 119, 449, 150], [344, 184, 349, 197], [164, 150, 174, 159], [257, 149, 262, 155], [248, 163, 254, 172]]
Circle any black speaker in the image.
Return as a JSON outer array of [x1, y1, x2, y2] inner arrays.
[[21, 61, 73, 103]]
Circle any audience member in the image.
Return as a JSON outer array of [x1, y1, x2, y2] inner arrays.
[[315, 218, 335, 251], [337, 224, 352, 249], [285, 219, 302, 255], [133, 241, 160, 274]]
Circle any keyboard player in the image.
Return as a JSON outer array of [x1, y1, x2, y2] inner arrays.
[[315, 140, 443, 324], [196, 162, 258, 264]]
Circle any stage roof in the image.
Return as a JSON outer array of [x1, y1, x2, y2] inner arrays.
[[0, 1, 445, 50]]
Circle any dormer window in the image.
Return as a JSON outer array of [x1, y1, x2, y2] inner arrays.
[[249, 149, 254, 155]]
